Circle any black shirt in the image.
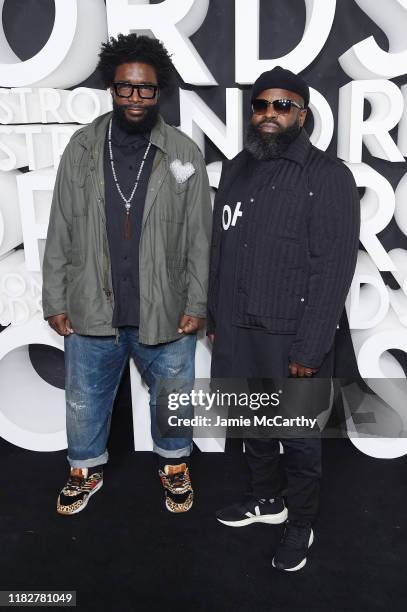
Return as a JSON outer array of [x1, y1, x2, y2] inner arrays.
[[104, 117, 155, 327]]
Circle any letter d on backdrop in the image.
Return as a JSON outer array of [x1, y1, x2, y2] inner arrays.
[[0, 0, 108, 88]]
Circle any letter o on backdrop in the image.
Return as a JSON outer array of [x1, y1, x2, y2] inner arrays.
[[0, 319, 67, 452], [0, 0, 108, 88]]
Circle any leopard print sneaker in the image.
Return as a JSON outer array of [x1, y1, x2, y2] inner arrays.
[[57, 467, 103, 515], [158, 463, 193, 513]]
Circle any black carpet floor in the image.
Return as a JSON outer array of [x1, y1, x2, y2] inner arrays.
[[1, 377, 407, 612]]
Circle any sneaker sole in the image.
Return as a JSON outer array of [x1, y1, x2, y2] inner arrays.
[[165, 491, 194, 513], [165, 499, 193, 513], [272, 528, 314, 572], [57, 480, 103, 516], [217, 507, 288, 527]]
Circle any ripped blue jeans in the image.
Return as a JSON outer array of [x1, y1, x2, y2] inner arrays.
[[64, 328, 196, 468]]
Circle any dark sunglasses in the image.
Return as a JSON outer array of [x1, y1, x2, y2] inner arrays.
[[112, 82, 159, 99], [252, 98, 304, 115]]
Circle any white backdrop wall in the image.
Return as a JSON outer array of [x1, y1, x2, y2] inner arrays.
[[0, 0, 407, 459]]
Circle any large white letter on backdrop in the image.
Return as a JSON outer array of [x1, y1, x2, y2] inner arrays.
[[346, 311, 407, 460], [345, 162, 396, 271], [0, 317, 66, 452], [308, 88, 334, 152], [179, 88, 243, 159], [106, 0, 216, 86], [0, 0, 108, 88], [235, 0, 336, 83], [339, 0, 407, 80], [346, 251, 390, 330], [338, 80, 404, 163]]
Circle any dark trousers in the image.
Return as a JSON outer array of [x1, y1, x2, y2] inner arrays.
[[244, 437, 321, 523], [243, 372, 329, 524], [211, 327, 334, 525]]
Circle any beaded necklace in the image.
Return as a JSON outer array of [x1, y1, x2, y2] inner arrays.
[[108, 118, 152, 240]]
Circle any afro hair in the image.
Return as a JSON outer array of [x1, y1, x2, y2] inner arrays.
[[97, 33, 174, 88]]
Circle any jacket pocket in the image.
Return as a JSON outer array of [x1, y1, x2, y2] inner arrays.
[[169, 176, 189, 196], [160, 186, 188, 224]]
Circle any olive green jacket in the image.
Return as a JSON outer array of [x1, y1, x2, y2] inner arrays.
[[42, 112, 212, 344]]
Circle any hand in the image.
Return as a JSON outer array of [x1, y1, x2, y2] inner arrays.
[[289, 362, 318, 378], [208, 334, 215, 343], [177, 315, 205, 334], [47, 313, 74, 336]]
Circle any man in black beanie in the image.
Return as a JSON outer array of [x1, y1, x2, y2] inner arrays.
[[207, 66, 360, 571]]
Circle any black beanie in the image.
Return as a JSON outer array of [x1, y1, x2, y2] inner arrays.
[[251, 66, 310, 107]]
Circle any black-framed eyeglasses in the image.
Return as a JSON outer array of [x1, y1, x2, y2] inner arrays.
[[112, 82, 159, 99], [252, 98, 304, 115]]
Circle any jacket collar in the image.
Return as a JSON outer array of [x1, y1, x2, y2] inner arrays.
[[149, 114, 167, 153], [279, 128, 311, 167], [76, 111, 168, 154]]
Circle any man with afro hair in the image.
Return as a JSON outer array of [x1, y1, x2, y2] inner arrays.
[[42, 33, 212, 516]]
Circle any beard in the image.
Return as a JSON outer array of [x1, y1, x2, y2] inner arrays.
[[112, 100, 160, 134], [244, 119, 302, 160]]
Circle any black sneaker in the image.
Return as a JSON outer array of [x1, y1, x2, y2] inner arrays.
[[57, 467, 103, 515], [272, 520, 314, 571], [216, 496, 287, 527]]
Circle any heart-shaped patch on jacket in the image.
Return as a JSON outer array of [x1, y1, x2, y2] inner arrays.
[[170, 159, 195, 184]]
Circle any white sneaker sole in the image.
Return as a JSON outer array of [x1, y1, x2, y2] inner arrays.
[[272, 528, 314, 572], [217, 507, 288, 527], [57, 479, 103, 516]]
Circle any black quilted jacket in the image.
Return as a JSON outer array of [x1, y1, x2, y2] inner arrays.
[[207, 129, 360, 369]]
